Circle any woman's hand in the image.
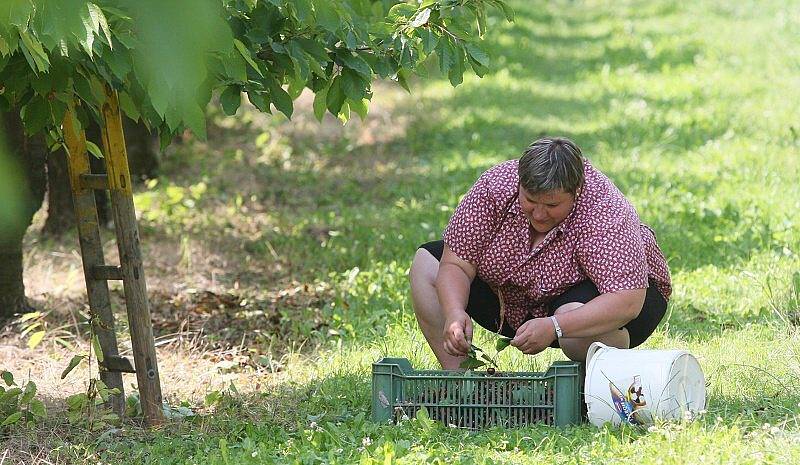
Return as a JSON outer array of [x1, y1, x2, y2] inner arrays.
[[442, 311, 473, 356], [510, 318, 556, 355]]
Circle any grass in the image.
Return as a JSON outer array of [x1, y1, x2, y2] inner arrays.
[[3, 0, 800, 463]]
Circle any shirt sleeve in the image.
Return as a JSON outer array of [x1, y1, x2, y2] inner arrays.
[[443, 173, 502, 265], [576, 215, 649, 294]]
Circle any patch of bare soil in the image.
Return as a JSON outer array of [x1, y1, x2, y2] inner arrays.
[[1, 79, 414, 462]]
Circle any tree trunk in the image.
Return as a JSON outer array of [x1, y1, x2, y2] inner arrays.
[[41, 117, 158, 236], [0, 111, 47, 321], [123, 117, 160, 182], [41, 147, 75, 236]]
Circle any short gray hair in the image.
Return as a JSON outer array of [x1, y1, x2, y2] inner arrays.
[[518, 137, 585, 194]]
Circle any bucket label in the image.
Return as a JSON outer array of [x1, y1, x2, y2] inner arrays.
[[609, 375, 647, 425]]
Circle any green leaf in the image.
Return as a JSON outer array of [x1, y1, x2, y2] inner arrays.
[[88, 3, 112, 48], [285, 41, 310, 81], [1, 412, 22, 426], [420, 28, 439, 54], [436, 36, 456, 75], [395, 68, 411, 93], [448, 48, 466, 86], [117, 91, 140, 121], [313, 85, 328, 122], [61, 355, 85, 379], [296, 37, 329, 62], [338, 50, 372, 78], [459, 357, 487, 370], [344, 29, 357, 50], [496, 1, 515, 22], [1, 371, 14, 386], [21, 96, 50, 135], [233, 39, 263, 77], [204, 390, 222, 407], [340, 68, 366, 100], [291, 0, 313, 23], [495, 337, 512, 352], [476, 7, 487, 38], [92, 334, 104, 363], [325, 75, 345, 115], [66, 392, 87, 411], [86, 140, 104, 159], [29, 399, 46, 418], [288, 76, 305, 101], [221, 51, 247, 83], [2, 0, 34, 27], [478, 352, 496, 366], [20, 380, 36, 405], [0, 36, 12, 55], [182, 101, 207, 139], [79, 3, 97, 56], [267, 77, 293, 118], [313, 0, 340, 32], [348, 97, 368, 121], [337, 100, 349, 123], [1, 387, 22, 400], [27, 330, 45, 349], [465, 43, 489, 67], [19, 30, 49, 73], [387, 3, 416, 23], [219, 85, 241, 116], [247, 91, 270, 113], [467, 54, 489, 78]]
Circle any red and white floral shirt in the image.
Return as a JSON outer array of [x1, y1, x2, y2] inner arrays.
[[443, 159, 672, 329]]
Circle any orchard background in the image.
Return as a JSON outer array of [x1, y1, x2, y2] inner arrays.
[[2, 0, 800, 463]]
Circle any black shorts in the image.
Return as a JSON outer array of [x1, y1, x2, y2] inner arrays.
[[419, 240, 667, 348]]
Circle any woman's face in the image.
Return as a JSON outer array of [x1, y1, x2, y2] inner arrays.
[[518, 185, 576, 233]]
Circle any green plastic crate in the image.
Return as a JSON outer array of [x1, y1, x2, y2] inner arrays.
[[372, 358, 582, 429]]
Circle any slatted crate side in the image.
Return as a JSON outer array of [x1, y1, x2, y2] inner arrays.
[[372, 358, 583, 429]]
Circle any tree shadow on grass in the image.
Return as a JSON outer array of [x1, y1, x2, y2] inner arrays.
[[486, 1, 703, 82], [89, 366, 800, 463]]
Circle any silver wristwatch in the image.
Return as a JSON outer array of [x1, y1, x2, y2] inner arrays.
[[549, 315, 563, 338]]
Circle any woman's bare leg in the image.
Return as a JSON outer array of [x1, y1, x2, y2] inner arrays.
[[409, 248, 466, 369]]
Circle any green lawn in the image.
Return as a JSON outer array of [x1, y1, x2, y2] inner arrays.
[[18, 0, 800, 463]]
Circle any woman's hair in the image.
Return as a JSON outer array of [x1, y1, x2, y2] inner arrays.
[[518, 137, 585, 195]]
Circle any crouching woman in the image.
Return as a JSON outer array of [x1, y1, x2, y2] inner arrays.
[[409, 137, 672, 369]]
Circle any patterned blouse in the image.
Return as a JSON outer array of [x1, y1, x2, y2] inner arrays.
[[443, 159, 672, 329]]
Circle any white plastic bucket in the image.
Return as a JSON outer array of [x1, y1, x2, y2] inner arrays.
[[584, 342, 706, 427]]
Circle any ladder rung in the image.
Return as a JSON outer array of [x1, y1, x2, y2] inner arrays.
[[91, 265, 123, 281], [101, 356, 136, 373], [79, 173, 110, 190]]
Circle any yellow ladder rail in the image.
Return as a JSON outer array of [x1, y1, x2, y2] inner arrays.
[[63, 87, 164, 427]]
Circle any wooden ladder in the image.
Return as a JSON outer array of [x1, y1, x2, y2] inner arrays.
[[62, 86, 164, 426]]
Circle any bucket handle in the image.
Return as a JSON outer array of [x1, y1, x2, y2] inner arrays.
[[586, 341, 609, 365]]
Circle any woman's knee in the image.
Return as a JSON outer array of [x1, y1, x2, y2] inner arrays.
[[554, 301, 584, 315], [559, 341, 588, 362], [409, 248, 439, 288]]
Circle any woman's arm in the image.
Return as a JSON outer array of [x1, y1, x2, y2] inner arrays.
[[511, 288, 645, 355], [554, 288, 646, 338], [436, 244, 477, 356]]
